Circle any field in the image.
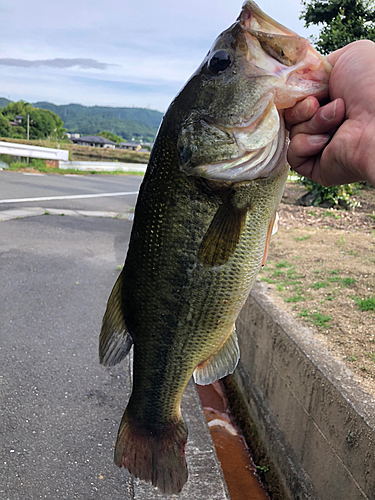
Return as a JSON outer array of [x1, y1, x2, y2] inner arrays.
[[261, 182, 375, 395], [0, 137, 150, 163]]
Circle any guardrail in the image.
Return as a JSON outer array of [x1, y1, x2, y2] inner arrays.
[[0, 141, 69, 161]]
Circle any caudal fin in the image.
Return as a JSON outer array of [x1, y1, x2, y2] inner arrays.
[[114, 409, 188, 494]]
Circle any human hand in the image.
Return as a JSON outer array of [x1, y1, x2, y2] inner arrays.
[[285, 40, 375, 187]]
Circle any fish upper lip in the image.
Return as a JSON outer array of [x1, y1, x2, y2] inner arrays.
[[237, 0, 331, 105]]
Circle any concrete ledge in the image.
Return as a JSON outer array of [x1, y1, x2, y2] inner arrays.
[[58, 161, 147, 172], [235, 281, 375, 500]]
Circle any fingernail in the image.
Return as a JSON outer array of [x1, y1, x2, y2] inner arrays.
[[321, 100, 337, 121], [308, 134, 330, 146]]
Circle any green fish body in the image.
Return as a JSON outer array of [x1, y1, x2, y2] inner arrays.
[[99, 1, 331, 494]]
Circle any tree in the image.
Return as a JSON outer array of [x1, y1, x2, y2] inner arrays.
[[0, 112, 11, 137], [0, 101, 66, 140], [97, 130, 125, 144], [301, 0, 375, 54]]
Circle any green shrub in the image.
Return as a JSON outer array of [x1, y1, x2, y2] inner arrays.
[[298, 175, 357, 208]]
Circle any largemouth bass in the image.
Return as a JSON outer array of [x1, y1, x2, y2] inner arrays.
[[99, 1, 331, 494]]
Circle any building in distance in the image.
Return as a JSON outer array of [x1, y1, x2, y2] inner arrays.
[[71, 136, 116, 149]]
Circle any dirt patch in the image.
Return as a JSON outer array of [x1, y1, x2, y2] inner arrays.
[[261, 182, 375, 396]]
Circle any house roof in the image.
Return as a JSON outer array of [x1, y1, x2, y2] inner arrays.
[[119, 142, 141, 147], [72, 136, 116, 145]]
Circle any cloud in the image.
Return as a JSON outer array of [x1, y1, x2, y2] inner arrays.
[[0, 58, 116, 70]]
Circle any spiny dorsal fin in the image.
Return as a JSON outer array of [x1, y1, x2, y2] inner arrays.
[[198, 198, 247, 267], [99, 270, 133, 367], [193, 325, 239, 385]]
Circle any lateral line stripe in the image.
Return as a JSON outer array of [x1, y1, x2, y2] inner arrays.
[[0, 191, 139, 204]]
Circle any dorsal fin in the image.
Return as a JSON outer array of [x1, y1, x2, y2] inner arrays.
[[193, 326, 239, 385], [99, 270, 133, 367]]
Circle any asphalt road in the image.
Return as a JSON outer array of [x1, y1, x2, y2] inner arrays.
[[0, 171, 142, 213], [0, 172, 229, 500]]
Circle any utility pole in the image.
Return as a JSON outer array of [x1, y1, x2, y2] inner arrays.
[[27, 114, 30, 164]]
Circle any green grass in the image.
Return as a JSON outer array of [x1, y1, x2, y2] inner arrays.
[[297, 308, 331, 329], [7, 159, 145, 176], [348, 355, 358, 362], [295, 235, 311, 242], [323, 210, 341, 219], [311, 312, 331, 329], [352, 296, 375, 312], [343, 277, 356, 286], [275, 260, 290, 269], [298, 308, 310, 318], [313, 281, 329, 289], [329, 276, 342, 283], [285, 294, 306, 303]]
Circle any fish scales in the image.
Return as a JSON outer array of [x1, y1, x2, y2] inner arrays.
[[99, 0, 331, 494], [124, 135, 287, 407]]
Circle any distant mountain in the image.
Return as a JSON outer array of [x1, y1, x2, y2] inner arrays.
[[0, 98, 11, 108], [33, 102, 163, 142], [0, 98, 163, 142]]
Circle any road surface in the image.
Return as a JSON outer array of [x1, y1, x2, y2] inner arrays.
[[0, 171, 229, 499]]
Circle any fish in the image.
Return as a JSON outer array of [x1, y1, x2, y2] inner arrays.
[[99, 1, 331, 494]]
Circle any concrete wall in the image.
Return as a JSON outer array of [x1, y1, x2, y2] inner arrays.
[[235, 281, 375, 500]]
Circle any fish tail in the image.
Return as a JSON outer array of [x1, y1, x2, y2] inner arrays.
[[114, 409, 188, 494]]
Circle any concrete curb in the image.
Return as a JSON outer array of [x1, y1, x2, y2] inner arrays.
[[0, 207, 135, 222], [58, 161, 147, 173], [235, 281, 375, 500]]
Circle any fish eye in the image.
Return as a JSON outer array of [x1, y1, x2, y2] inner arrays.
[[208, 50, 233, 74]]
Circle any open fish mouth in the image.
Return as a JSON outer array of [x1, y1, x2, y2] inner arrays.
[[184, 1, 331, 183], [239, 0, 331, 109]]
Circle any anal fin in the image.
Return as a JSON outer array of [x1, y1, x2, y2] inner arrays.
[[193, 325, 239, 385], [99, 270, 133, 367]]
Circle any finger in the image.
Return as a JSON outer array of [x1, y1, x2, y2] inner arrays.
[[291, 156, 323, 184], [287, 133, 330, 170], [284, 96, 320, 130], [326, 47, 346, 66], [289, 98, 345, 139], [319, 140, 362, 186]]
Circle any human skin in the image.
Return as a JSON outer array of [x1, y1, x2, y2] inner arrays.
[[285, 40, 375, 187]]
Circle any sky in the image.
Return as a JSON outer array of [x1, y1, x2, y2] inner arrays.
[[0, 0, 320, 113]]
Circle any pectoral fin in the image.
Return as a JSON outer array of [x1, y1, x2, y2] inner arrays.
[[99, 270, 133, 367], [193, 326, 240, 385], [199, 198, 247, 267], [261, 211, 278, 267]]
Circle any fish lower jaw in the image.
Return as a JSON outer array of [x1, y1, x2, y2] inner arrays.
[[191, 124, 287, 182]]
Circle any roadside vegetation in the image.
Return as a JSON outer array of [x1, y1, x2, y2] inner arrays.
[[0, 137, 150, 164]]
